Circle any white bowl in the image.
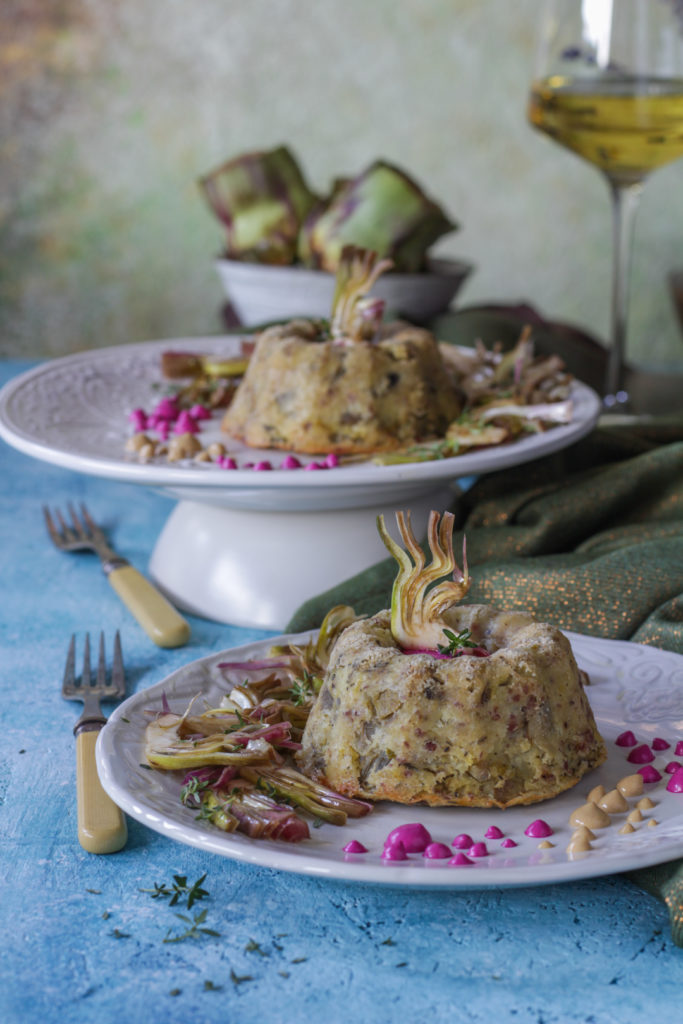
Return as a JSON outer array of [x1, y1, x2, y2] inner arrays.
[[215, 256, 473, 326]]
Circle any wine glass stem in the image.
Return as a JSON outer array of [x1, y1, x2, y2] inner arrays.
[[604, 178, 643, 399]]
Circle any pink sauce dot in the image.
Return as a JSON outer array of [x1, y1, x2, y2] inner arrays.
[[129, 408, 148, 430], [217, 456, 238, 470], [485, 826, 504, 840], [468, 842, 488, 858], [448, 853, 474, 866], [406, 647, 451, 660], [423, 842, 452, 860], [675, 741, 683, 757], [174, 411, 199, 434], [637, 765, 662, 783], [664, 761, 683, 774], [343, 840, 368, 854], [452, 833, 473, 850], [252, 460, 272, 471], [524, 819, 553, 838], [157, 422, 171, 441], [615, 730, 638, 747], [152, 397, 179, 419], [666, 767, 683, 793], [652, 737, 670, 751], [627, 744, 655, 764], [500, 838, 518, 848], [303, 461, 321, 471], [281, 455, 302, 469], [384, 822, 431, 853], [381, 840, 408, 861], [324, 453, 339, 468], [189, 403, 211, 421]]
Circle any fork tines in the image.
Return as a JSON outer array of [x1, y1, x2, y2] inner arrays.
[[62, 630, 125, 700], [44, 502, 104, 547], [43, 505, 70, 547]]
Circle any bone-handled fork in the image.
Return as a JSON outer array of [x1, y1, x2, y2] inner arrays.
[[44, 503, 190, 649], [62, 632, 128, 854]]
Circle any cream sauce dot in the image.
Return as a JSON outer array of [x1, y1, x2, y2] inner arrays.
[[597, 788, 629, 813], [627, 808, 643, 823], [618, 822, 636, 834], [569, 802, 611, 829], [566, 832, 592, 853], [636, 796, 655, 810], [617, 773, 644, 797], [588, 784, 607, 802]]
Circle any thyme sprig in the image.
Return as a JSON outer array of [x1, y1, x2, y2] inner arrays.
[[139, 872, 209, 909], [289, 673, 314, 706], [437, 627, 474, 656], [162, 908, 221, 944]]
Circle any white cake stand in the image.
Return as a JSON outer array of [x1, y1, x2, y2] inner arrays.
[[0, 337, 601, 629]]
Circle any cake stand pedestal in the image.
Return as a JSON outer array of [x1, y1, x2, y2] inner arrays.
[[148, 485, 455, 631]]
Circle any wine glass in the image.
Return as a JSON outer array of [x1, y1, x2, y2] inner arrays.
[[527, 0, 683, 408]]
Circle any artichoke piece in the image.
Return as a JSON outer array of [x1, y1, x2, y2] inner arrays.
[[330, 246, 393, 342], [298, 160, 456, 273], [198, 145, 319, 264], [145, 712, 276, 770], [377, 510, 470, 651]]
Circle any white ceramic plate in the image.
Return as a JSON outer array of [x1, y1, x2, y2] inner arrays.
[[0, 336, 600, 512], [97, 630, 683, 888]]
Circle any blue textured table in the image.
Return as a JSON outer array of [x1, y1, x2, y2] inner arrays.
[[1, 358, 681, 1024]]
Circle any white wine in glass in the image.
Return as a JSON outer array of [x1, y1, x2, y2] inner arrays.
[[527, 0, 683, 407]]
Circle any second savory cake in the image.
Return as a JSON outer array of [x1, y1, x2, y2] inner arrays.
[[221, 247, 462, 455], [297, 511, 606, 809]]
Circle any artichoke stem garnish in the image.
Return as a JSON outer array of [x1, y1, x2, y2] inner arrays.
[[330, 245, 393, 343], [377, 510, 470, 652]]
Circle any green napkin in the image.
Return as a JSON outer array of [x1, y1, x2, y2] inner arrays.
[[287, 424, 683, 944]]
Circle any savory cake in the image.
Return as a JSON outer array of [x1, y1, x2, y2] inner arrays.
[[221, 247, 462, 455], [296, 511, 606, 808]]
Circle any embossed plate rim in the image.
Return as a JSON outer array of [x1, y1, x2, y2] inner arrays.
[[97, 629, 683, 889], [0, 335, 601, 497]]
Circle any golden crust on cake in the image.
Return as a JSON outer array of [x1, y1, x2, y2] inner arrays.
[[220, 320, 462, 455], [296, 605, 607, 809]]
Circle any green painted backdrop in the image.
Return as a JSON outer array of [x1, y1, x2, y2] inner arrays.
[[1, 0, 682, 370]]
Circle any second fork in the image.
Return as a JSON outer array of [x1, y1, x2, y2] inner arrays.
[[44, 504, 191, 648], [62, 632, 128, 855]]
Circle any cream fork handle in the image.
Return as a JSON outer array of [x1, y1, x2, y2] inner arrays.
[[107, 564, 190, 648], [76, 729, 128, 854]]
